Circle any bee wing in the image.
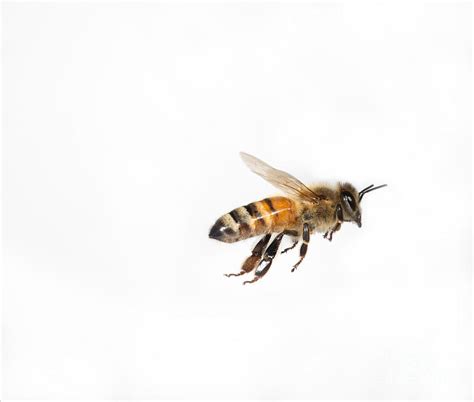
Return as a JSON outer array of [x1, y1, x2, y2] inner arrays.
[[240, 152, 324, 204]]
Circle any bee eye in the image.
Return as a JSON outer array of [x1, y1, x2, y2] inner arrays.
[[343, 192, 356, 211]]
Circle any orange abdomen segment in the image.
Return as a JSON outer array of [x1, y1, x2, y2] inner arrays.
[[209, 196, 299, 243]]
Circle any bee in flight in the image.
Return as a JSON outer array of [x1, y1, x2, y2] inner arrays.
[[209, 153, 387, 285]]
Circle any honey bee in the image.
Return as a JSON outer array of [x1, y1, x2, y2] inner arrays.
[[209, 152, 387, 285]]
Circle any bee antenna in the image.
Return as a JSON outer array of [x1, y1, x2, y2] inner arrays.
[[359, 184, 375, 194], [359, 184, 387, 201]]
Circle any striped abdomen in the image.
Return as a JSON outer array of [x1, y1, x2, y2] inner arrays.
[[209, 197, 299, 243]]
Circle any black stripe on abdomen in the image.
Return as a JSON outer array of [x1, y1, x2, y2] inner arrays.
[[229, 209, 240, 224], [244, 203, 261, 218], [263, 198, 275, 212]]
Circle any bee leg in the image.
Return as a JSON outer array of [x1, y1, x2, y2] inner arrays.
[[243, 233, 284, 285], [224, 234, 272, 277], [281, 239, 299, 254], [324, 222, 341, 242], [324, 204, 343, 242], [292, 223, 310, 272]]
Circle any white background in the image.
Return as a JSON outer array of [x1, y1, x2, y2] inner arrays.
[[2, 2, 471, 399]]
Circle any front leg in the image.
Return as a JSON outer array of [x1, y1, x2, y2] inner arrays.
[[324, 222, 341, 242], [324, 204, 343, 242]]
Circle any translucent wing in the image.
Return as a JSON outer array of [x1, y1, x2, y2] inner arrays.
[[240, 152, 324, 204]]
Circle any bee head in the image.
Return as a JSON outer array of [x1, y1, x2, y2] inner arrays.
[[339, 183, 387, 228], [339, 183, 362, 227]]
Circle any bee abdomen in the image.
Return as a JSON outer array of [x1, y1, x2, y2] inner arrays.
[[209, 206, 258, 243], [209, 197, 295, 243]]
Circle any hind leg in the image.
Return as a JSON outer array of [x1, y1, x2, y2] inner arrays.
[[243, 233, 284, 285], [224, 234, 272, 277]]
